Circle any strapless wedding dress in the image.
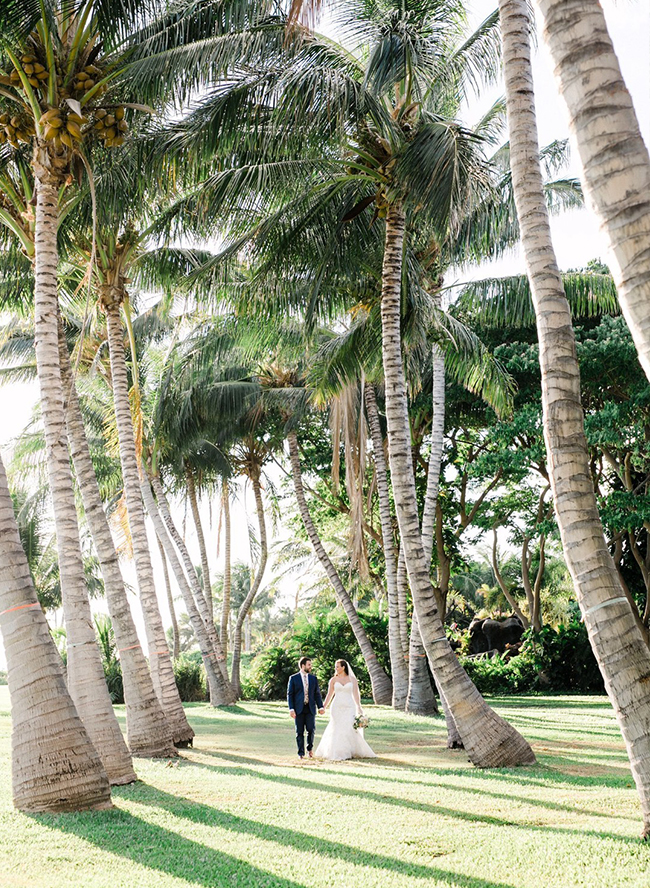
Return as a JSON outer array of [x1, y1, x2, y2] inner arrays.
[[315, 682, 377, 761]]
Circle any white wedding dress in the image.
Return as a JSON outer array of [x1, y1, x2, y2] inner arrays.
[[315, 682, 377, 761]]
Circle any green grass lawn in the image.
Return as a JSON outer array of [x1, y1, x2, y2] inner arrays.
[[1, 688, 649, 888]]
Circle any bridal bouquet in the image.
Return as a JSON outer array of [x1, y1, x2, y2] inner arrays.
[[353, 714, 369, 731]]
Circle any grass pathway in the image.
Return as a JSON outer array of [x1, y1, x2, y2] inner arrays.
[[0, 689, 649, 887]]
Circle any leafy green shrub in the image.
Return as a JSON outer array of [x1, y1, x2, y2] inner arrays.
[[104, 659, 124, 704], [458, 621, 604, 695], [173, 653, 208, 702], [243, 646, 297, 700], [245, 610, 390, 700], [0, 671, 7, 686], [460, 651, 539, 695], [526, 622, 604, 693]]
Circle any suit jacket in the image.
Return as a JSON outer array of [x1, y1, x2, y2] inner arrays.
[[287, 671, 323, 715]]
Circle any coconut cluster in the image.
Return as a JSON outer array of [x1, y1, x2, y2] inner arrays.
[[0, 112, 35, 146], [0, 50, 129, 151]]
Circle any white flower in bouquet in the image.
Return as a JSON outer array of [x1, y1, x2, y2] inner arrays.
[[353, 714, 369, 731]]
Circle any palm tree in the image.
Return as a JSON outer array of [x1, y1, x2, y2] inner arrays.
[[0, 449, 112, 812], [533, 0, 650, 384], [0, 0, 222, 754], [499, 0, 650, 836], [220, 479, 232, 653], [364, 381, 409, 708], [287, 428, 394, 704], [141, 474, 234, 705], [58, 316, 176, 758], [230, 438, 270, 698], [185, 464, 214, 620]]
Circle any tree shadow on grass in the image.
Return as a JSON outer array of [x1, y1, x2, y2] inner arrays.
[[200, 749, 632, 793], [30, 807, 309, 888], [118, 783, 522, 888], [184, 756, 641, 844]]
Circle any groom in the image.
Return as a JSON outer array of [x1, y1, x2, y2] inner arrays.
[[287, 657, 324, 759]]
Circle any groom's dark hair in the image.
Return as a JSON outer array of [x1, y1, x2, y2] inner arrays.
[[298, 657, 311, 668]]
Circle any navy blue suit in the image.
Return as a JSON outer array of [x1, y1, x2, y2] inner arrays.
[[287, 671, 324, 756]]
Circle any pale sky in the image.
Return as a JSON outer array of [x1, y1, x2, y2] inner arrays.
[[1, 0, 649, 668]]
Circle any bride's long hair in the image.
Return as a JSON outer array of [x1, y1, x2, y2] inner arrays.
[[335, 659, 350, 675]]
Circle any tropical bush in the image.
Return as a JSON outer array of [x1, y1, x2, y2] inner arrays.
[[459, 621, 604, 695], [244, 610, 390, 700], [0, 671, 7, 686], [173, 653, 208, 702]]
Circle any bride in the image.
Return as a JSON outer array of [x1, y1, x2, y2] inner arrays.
[[315, 659, 377, 761]]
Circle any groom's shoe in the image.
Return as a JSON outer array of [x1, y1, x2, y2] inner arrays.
[[308, 750, 314, 758]]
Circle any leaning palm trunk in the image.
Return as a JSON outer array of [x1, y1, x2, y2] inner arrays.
[[142, 478, 233, 705], [220, 480, 232, 653], [231, 472, 268, 698], [364, 382, 409, 709], [0, 450, 112, 812], [58, 321, 175, 758], [288, 431, 393, 705], [157, 534, 180, 659], [534, 0, 650, 384], [186, 465, 213, 620], [407, 346, 448, 725], [380, 202, 535, 766], [150, 476, 233, 699], [501, 0, 650, 833], [33, 156, 135, 784], [103, 299, 193, 746]]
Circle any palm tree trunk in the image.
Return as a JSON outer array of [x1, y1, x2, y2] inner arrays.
[[288, 431, 393, 704], [364, 382, 409, 709], [535, 0, 650, 384], [186, 465, 213, 620], [150, 475, 234, 699], [102, 299, 193, 746], [501, 0, 650, 833], [0, 450, 112, 812], [396, 547, 410, 656], [32, 159, 136, 784], [157, 534, 180, 659], [231, 472, 268, 698], [407, 345, 446, 722], [380, 202, 535, 766], [142, 477, 233, 705], [220, 480, 232, 653], [58, 319, 175, 758]]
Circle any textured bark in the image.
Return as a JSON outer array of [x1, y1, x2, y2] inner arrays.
[[501, 0, 650, 834], [142, 478, 233, 705], [535, 0, 650, 385], [364, 383, 409, 709], [103, 300, 193, 746], [0, 450, 112, 813], [405, 615, 439, 717], [186, 465, 213, 620], [220, 480, 232, 654], [157, 534, 180, 660], [407, 345, 445, 718], [231, 473, 268, 698], [380, 202, 535, 766], [288, 431, 393, 705], [33, 159, 135, 784], [59, 321, 175, 758], [151, 476, 234, 701], [396, 547, 410, 657]]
